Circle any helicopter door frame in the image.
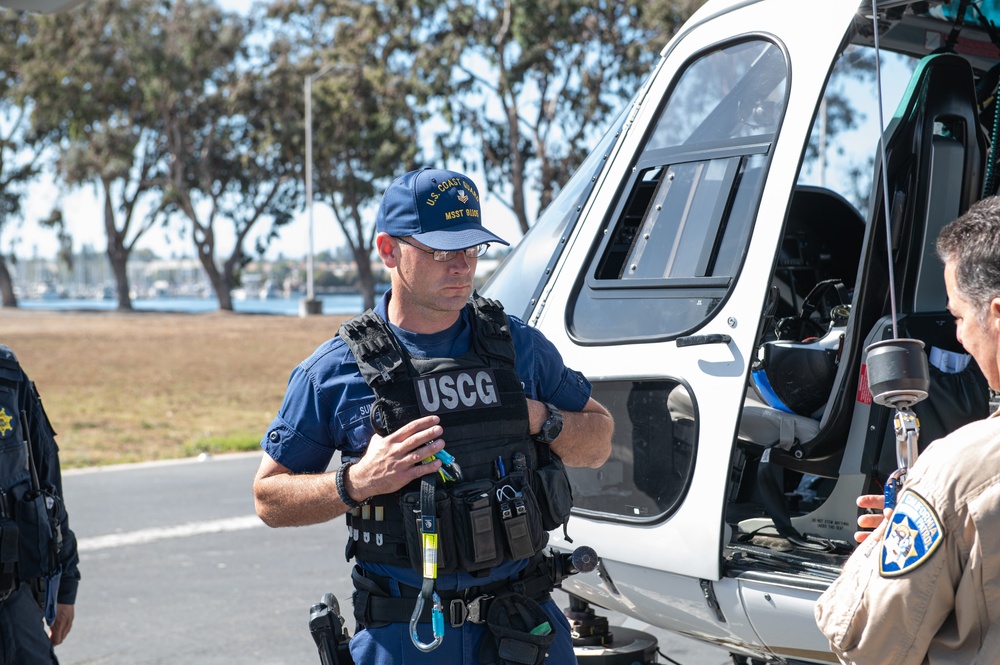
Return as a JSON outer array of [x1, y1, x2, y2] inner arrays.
[[533, 0, 863, 587]]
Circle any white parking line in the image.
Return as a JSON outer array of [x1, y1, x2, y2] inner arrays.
[[78, 515, 265, 551]]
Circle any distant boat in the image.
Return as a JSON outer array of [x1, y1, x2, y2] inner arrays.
[[34, 282, 66, 300], [259, 280, 280, 300], [148, 280, 171, 298]]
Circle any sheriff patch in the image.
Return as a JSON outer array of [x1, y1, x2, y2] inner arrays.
[[880, 489, 943, 577], [0, 407, 13, 438]]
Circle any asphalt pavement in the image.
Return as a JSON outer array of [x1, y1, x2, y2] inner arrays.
[[55, 452, 731, 664]]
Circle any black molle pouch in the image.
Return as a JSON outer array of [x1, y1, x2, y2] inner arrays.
[[14, 488, 58, 580], [0, 515, 18, 599], [496, 472, 547, 561], [479, 592, 556, 665], [533, 456, 573, 532], [451, 479, 504, 572], [400, 489, 457, 575]]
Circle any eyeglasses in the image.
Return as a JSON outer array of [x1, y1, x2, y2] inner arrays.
[[395, 237, 489, 262]]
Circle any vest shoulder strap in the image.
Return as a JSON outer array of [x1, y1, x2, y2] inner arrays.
[[471, 296, 517, 366], [0, 345, 22, 384], [338, 311, 407, 388]]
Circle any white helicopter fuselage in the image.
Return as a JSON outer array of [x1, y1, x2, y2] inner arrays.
[[484, 0, 999, 662]]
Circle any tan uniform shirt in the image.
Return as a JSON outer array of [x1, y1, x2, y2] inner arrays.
[[815, 409, 1000, 664]]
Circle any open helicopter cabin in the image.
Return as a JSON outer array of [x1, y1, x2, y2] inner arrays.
[[483, 0, 999, 662]]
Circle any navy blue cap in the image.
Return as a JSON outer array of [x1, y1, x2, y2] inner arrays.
[[376, 167, 509, 250]]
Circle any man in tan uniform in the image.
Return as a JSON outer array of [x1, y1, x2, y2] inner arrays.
[[814, 196, 1000, 664]]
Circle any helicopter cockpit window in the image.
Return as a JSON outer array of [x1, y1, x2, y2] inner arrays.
[[567, 380, 696, 522], [570, 39, 788, 343]]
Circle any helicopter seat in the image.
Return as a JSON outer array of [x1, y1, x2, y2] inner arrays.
[[737, 393, 821, 451], [666, 387, 820, 451]]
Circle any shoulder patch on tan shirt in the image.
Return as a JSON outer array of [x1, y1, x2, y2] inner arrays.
[[880, 489, 944, 577]]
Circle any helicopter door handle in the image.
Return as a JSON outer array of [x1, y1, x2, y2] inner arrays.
[[676, 334, 732, 347]]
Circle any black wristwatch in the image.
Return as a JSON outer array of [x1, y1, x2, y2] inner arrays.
[[534, 403, 564, 444]]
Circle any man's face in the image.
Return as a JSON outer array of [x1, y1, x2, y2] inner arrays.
[[944, 260, 1000, 391], [391, 236, 477, 318]]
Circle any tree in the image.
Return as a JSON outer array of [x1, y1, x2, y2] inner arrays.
[[152, 0, 300, 311], [413, 0, 701, 233], [25, 0, 170, 311], [0, 10, 47, 307], [267, 0, 425, 310]]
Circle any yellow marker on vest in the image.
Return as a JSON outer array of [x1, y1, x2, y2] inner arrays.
[[422, 533, 438, 578]]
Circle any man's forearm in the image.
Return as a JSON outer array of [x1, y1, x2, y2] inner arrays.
[[253, 469, 346, 527], [548, 400, 613, 468]]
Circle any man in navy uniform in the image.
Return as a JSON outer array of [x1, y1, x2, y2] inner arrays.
[[254, 167, 612, 664]]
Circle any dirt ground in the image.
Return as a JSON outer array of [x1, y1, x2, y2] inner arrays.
[[0, 309, 352, 468]]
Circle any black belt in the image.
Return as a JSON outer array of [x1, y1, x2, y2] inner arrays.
[[352, 559, 554, 629]]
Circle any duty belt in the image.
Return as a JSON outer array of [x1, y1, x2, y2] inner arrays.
[[351, 561, 554, 629]]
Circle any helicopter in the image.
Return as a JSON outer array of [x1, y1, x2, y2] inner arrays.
[[480, 0, 999, 662]]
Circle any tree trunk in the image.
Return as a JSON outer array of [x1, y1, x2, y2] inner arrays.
[[104, 181, 134, 311], [107, 241, 133, 311], [199, 251, 232, 311], [0, 256, 17, 308], [356, 250, 376, 311]]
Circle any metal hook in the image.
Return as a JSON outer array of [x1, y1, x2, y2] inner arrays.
[[409, 590, 445, 652]]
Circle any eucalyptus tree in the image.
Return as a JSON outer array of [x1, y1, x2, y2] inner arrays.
[[0, 10, 47, 307], [414, 0, 700, 234], [267, 0, 424, 310], [150, 0, 301, 311], [25, 0, 169, 310]]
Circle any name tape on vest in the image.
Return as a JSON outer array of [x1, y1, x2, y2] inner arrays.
[[414, 369, 502, 416]]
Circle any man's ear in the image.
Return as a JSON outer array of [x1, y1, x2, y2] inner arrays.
[[376, 233, 398, 268], [990, 296, 1000, 331]]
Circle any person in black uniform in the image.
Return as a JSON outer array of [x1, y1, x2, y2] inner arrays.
[[0, 344, 80, 664]]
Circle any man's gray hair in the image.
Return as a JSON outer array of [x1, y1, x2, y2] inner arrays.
[[936, 196, 1000, 326]]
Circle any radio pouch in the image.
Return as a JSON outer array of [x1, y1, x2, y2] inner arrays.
[[479, 592, 556, 665], [533, 456, 573, 532], [15, 489, 60, 582]]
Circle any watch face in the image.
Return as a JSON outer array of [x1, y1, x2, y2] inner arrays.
[[539, 404, 563, 442]]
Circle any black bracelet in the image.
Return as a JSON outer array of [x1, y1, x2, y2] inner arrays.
[[336, 461, 362, 509]]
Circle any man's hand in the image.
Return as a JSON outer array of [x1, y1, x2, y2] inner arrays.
[[855, 493, 892, 544], [49, 603, 74, 645], [347, 415, 446, 500], [254, 415, 445, 527]]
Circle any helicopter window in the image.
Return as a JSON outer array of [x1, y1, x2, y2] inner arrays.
[[565, 380, 696, 523], [648, 40, 787, 149], [570, 37, 786, 343]]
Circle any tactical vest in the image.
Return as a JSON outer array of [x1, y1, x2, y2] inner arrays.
[[339, 297, 570, 574], [0, 346, 62, 602]]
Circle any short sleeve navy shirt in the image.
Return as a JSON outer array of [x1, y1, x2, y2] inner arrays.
[[261, 291, 592, 475]]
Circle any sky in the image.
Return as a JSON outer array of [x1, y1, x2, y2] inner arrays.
[[8, 0, 527, 263]]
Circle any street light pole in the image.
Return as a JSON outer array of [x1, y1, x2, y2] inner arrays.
[[300, 61, 339, 317]]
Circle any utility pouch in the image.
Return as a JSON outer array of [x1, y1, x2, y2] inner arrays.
[[533, 456, 573, 532], [400, 489, 457, 575], [451, 479, 504, 572], [479, 592, 556, 665], [496, 473, 547, 561], [0, 516, 19, 600], [15, 489, 59, 581]]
